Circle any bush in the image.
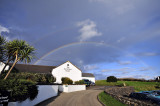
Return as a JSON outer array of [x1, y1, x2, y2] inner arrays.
[[61, 77, 73, 84], [45, 74, 56, 83], [107, 76, 117, 82], [0, 72, 56, 84], [75, 80, 85, 84], [0, 79, 38, 102]]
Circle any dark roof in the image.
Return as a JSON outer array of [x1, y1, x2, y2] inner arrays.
[[9, 63, 56, 74], [82, 73, 95, 77], [8, 63, 94, 77]]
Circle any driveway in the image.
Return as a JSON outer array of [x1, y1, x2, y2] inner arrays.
[[36, 86, 106, 106]]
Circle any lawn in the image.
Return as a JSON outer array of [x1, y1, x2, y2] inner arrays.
[[96, 80, 160, 92], [98, 91, 127, 106]]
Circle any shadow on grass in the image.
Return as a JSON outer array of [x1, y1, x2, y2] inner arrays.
[[35, 91, 62, 106]]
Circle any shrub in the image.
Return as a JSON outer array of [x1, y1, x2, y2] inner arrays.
[[45, 74, 56, 83], [0, 72, 56, 84], [0, 79, 38, 102], [75, 80, 85, 84], [107, 76, 117, 82], [61, 77, 73, 84]]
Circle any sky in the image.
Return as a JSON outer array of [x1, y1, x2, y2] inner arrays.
[[0, 0, 160, 80]]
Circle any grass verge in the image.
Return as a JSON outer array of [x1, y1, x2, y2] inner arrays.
[[98, 91, 126, 106], [96, 80, 159, 92]]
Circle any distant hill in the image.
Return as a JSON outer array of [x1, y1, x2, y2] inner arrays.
[[118, 78, 147, 81]]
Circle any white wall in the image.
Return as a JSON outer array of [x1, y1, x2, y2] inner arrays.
[[82, 77, 95, 83], [68, 85, 86, 92], [0, 62, 9, 74], [8, 85, 58, 106], [59, 85, 86, 93], [52, 61, 82, 83]]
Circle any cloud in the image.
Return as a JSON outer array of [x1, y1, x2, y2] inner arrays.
[[117, 61, 132, 65], [102, 66, 154, 73], [115, 4, 135, 15], [77, 19, 102, 41], [102, 67, 131, 72], [84, 64, 98, 71], [134, 52, 160, 56], [117, 37, 126, 43], [89, 0, 135, 15], [0, 25, 9, 34], [138, 67, 154, 71]]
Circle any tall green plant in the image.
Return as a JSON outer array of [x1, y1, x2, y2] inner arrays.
[[0, 35, 6, 62], [4, 40, 35, 80]]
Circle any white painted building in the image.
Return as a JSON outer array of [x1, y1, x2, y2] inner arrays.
[[82, 73, 95, 83], [0, 62, 9, 74], [52, 61, 95, 84], [0, 61, 96, 84]]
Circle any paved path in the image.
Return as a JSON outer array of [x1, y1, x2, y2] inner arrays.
[[37, 86, 106, 106]]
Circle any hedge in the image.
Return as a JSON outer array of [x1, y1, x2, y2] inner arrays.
[[0, 72, 56, 84], [0, 79, 38, 102]]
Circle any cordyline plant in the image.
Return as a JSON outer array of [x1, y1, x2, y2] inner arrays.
[[0, 35, 13, 75], [0, 35, 6, 62], [0, 37, 15, 75], [4, 39, 35, 80]]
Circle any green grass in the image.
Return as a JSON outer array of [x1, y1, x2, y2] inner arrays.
[[96, 80, 159, 92], [98, 91, 126, 106]]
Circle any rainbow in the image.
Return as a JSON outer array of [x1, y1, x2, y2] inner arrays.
[[34, 41, 149, 68]]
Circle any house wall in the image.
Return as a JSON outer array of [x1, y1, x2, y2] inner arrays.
[[52, 61, 82, 84], [82, 77, 95, 83], [0, 62, 9, 73]]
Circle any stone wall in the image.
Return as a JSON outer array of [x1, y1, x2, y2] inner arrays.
[[105, 87, 158, 106], [106, 86, 134, 96]]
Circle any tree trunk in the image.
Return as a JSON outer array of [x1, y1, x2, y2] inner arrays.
[[4, 55, 18, 80]]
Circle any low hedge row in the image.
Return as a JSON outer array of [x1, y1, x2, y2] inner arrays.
[[0, 79, 38, 102], [0, 72, 56, 84]]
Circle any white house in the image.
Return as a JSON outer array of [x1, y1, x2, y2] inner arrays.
[[52, 61, 95, 83], [0, 62, 9, 74], [0, 61, 95, 84]]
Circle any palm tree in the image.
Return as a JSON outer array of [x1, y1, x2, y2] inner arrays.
[[4, 40, 35, 80], [1, 41, 15, 75], [0, 35, 11, 76], [0, 35, 6, 62]]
